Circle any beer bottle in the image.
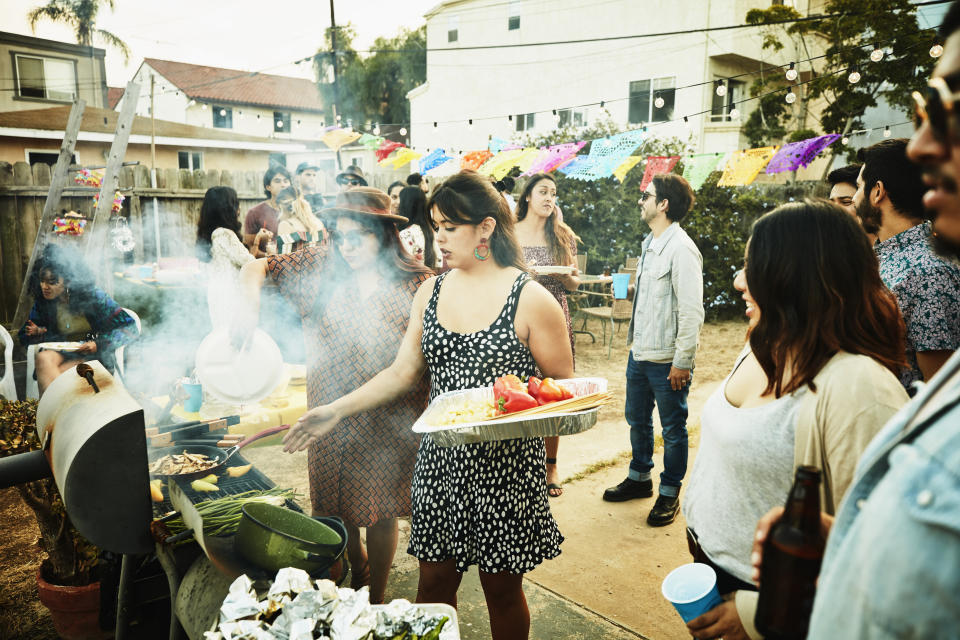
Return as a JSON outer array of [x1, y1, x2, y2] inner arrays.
[[755, 465, 827, 640]]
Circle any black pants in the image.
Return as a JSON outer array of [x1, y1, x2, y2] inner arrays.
[[686, 528, 758, 596]]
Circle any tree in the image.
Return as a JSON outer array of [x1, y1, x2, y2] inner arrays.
[[28, 0, 130, 62], [313, 24, 426, 130], [742, 1, 936, 158]]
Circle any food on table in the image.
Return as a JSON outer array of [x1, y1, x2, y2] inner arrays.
[[227, 463, 252, 478], [149, 450, 219, 475], [161, 488, 298, 538], [427, 397, 499, 426], [191, 479, 219, 492]]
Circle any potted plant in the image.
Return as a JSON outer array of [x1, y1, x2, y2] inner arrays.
[[0, 399, 105, 640]]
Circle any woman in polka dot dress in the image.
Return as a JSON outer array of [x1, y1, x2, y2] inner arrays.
[[283, 171, 574, 640]]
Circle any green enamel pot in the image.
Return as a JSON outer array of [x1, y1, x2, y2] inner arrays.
[[236, 502, 346, 574]]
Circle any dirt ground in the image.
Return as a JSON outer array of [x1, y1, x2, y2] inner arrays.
[[0, 319, 746, 640]]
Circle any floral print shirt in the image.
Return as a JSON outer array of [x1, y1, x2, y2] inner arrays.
[[876, 222, 960, 389]]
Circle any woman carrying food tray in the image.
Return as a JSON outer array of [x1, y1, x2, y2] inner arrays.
[[283, 171, 574, 640], [236, 187, 434, 605]]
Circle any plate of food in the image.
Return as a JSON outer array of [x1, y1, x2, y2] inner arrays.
[[530, 265, 575, 276], [40, 341, 85, 352], [413, 376, 611, 447]]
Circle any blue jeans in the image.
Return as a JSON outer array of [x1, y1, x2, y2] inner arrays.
[[624, 354, 689, 497]]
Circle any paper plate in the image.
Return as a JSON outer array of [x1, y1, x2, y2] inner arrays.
[[39, 341, 85, 352], [531, 265, 575, 275], [195, 328, 284, 405]]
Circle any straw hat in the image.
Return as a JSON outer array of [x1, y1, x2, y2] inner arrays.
[[321, 186, 408, 224]]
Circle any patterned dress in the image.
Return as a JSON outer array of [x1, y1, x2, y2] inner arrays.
[[408, 271, 564, 573], [523, 245, 575, 363], [267, 246, 430, 525]]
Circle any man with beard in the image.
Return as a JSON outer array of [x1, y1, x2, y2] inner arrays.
[[742, 6, 960, 638], [827, 163, 878, 244], [854, 138, 960, 388]]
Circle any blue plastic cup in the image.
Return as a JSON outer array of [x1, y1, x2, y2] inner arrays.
[[661, 563, 724, 623], [182, 383, 203, 413], [612, 273, 630, 299]]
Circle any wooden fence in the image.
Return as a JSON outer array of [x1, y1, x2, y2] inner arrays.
[[0, 161, 272, 325]]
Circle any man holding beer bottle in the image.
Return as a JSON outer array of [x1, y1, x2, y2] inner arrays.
[[750, 4, 960, 637]]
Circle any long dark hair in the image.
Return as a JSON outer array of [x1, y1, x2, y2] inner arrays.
[[515, 173, 579, 265], [196, 186, 240, 262], [27, 244, 97, 312], [427, 171, 526, 270], [398, 186, 438, 268], [747, 200, 906, 396]]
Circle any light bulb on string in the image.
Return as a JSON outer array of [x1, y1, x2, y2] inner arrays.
[[841, 135, 849, 145], [468, 119, 474, 130], [715, 80, 727, 97], [373, 123, 380, 135], [883, 126, 892, 138], [433, 121, 438, 128], [219, 108, 227, 116], [785, 88, 797, 104], [600, 100, 605, 108], [848, 66, 861, 84], [785, 62, 798, 81], [654, 94, 665, 109], [276, 120, 283, 128], [729, 107, 740, 120], [201, 103, 207, 111], [870, 43, 884, 62], [508, 114, 513, 121], [400, 127, 407, 136], [931, 44, 944, 58]]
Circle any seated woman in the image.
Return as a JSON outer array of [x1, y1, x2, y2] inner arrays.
[[681, 200, 910, 640], [397, 186, 441, 269], [19, 244, 137, 395], [275, 186, 324, 253]]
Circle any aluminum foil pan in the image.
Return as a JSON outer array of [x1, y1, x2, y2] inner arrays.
[[413, 377, 608, 448]]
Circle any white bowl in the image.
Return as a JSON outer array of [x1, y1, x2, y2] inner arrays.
[[195, 328, 284, 405]]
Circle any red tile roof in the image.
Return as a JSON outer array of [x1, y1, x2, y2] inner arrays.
[[143, 58, 325, 113], [107, 87, 125, 109]]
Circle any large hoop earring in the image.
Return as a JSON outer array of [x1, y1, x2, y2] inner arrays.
[[474, 237, 490, 261]]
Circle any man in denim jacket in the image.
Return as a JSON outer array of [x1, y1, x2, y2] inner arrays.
[[603, 173, 704, 527]]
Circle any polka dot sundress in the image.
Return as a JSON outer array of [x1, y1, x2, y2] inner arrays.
[[408, 271, 564, 574]]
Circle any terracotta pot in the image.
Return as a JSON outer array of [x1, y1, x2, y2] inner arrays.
[[35, 568, 110, 640]]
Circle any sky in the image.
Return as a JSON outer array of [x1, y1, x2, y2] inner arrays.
[[2, 0, 440, 86]]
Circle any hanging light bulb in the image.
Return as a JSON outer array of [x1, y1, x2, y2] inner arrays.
[[238, 111, 244, 120], [870, 43, 884, 63], [883, 125, 892, 138], [508, 114, 513, 121], [785, 87, 797, 104], [729, 107, 740, 120], [841, 135, 849, 145], [276, 120, 284, 128], [848, 66, 861, 84], [468, 119, 474, 129], [715, 80, 727, 97], [785, 62, 798, 82], [433, 121, 438, 128], [399, 127, 407, 136], [654, 94, 665, 109], [373, 123, 380, 135], [219, 108, 227, 117], [931, 43, 944, 58], [600, 100, 605, 108], [201, 103, 208, 111]]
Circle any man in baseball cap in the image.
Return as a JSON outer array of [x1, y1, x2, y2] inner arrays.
[[296, 161, 324, 213]]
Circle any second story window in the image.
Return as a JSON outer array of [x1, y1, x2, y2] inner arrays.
[[515, 113, 535, 131], [274, 111, 291, 133], [15, 54, 77, 102], [448, 16, 459, 43], [558, 108, 587, 127], [628, 77, 675, 124], [508, 0, 521, 30], [711, 79, 745, 122], [213, 106, 233, 128]]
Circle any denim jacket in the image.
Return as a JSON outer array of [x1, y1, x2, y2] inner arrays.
[[627, 223, 704, 370], [806, 350, 960, 638]]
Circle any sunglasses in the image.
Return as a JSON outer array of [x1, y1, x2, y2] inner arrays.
[[331, 229, 371, 248], [912, 76, 960, 144], [337, 177, 363, 186]]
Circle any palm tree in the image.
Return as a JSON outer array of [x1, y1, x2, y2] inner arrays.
[[28, 0, 130, 62]]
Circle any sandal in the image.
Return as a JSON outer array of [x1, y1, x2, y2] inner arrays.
[[546, 457, 563, 498], [350, 559, 371, 590]]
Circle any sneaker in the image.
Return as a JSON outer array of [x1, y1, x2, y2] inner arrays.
[[647, 494, 680, 526], [602, 478, 653, 502]]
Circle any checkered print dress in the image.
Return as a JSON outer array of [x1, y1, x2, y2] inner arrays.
[[268, 247, 430, 526], [407, 271, 564, 574]]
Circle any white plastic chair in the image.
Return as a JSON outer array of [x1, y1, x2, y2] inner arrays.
[[25, 307, 142, 399], [0, 325, 16, 401]]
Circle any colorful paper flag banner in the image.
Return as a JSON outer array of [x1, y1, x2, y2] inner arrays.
[[381, 147, 422, 169], [588, 129, 647, 159], [559, 155, 624, 181], [718, 147, 779, 186], [489, 137, 511, 154], [357, 133, 384, 150], [479, 148, 530, 179], [375, 140, 406, 162], [419, 148, 454, 174], [765, 134, 842, 174], [462, 150, 494, 171], [613, 156, 644, 183], [682, 153, 725, 191], [522, 142, 587, 176], [321, 128, 361, 151], [639, 156, 681, 191]]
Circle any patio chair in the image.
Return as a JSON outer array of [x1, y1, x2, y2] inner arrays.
[[0, 325, 16, 401], [624, 256, 639, 270], [25, 307, 142, 399], [578, 297, 635, 358]]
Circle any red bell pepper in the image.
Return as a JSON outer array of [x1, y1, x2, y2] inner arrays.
[[537, 378, 567, 404], [527, 376, 543, 400], [494, 374, 538, 414]]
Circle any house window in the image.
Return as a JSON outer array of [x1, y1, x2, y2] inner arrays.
[[558, 108, 587, 128], [274, 111, 291, 133], [515, 113, 535, 131], [448, 16, 459, 42], [27, 151, 76, 166], [178, 151, 203, 171], [628, 77, 675, 124], [711, 79, 745, 122], [15, 54, 76, 102], [508, 0, 521, 30], [213, 106, 233, 129]]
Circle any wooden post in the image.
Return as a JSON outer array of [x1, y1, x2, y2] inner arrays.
[[11, 99, 86, 330], [85, 81, 141, 289]]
